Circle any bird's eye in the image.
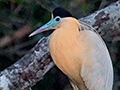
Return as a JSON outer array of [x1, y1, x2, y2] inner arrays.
[[56, 18, 60, 21]]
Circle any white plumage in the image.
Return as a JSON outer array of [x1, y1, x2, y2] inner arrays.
[[29, 16, 113, 90], [49, 17, 113, 90]]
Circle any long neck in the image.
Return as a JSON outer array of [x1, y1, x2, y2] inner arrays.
[[49, 21, 81, 75], [49, 21, 81, 58], [50, 19, 80, 48], [49, 21, 88, 90], [49, 19, 89, 90]]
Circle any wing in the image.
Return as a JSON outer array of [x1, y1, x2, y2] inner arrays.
[[79, 29, 113, 90]]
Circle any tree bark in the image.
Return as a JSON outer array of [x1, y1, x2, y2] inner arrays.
[[0, 1, 120, 90]]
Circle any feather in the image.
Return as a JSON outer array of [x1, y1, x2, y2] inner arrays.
[[49, 17, 113, 90], [78, 21, 113, 90], [79, 30, 113, 90]]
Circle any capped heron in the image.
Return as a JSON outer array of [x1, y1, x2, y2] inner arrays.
[[29, 7, 113, 90]]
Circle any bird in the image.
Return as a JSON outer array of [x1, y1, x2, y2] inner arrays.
[[29, 7, 113, 90]]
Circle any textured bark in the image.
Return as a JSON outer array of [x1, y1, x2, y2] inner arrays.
[[0, 1, 120, 90]]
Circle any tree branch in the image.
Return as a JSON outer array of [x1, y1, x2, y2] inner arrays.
[[0, 1, 120, 90]]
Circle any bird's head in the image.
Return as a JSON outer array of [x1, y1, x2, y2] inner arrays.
[[29, 7, 73, 37]]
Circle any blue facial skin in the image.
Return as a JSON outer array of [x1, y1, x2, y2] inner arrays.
[[29, 16, 61, 37], [38, 16, 61, 31], [47, 16, 61, 29]]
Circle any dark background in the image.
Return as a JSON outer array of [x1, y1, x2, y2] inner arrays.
[[0, 0, 119, 90]]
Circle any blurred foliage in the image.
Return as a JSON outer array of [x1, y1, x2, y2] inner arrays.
[[0, 0, 119, 90]]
